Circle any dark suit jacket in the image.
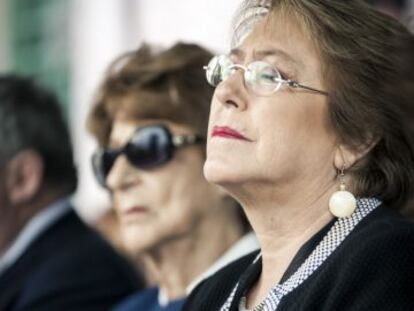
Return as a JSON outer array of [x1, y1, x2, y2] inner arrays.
[[0, 208, 144, 311]]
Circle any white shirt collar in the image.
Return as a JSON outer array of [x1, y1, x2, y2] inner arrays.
[[158, 232, 260, 306], [0, 197, 72, 276]]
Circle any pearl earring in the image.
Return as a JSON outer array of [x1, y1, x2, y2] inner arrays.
[[329, 166, 357, 218]]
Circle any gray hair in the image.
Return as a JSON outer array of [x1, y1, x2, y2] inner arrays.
[[0, 105, 24, 162], [0, 74, 77, 193], [231, 0, 271, 48]]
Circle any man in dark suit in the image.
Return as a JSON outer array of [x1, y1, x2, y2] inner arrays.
[[0, 75, 144, 310]]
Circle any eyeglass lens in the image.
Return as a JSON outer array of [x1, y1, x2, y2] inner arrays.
[[205, 55, 329, 96], [205, 55, 284, 95]]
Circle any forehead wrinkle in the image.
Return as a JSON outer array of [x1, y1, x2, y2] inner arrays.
[[229, 46, 302, 72], [231, 20, 304, 69], [251, 10, 310, 66]]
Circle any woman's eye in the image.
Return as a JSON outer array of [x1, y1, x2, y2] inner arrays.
[[259, 72, 276, 81], [276, 65, 297, 81], [278, 71, 288, 80], [274, 67, 290, 80]]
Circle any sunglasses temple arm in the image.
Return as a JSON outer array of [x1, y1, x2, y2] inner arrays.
[[172, 135, 204, 147]]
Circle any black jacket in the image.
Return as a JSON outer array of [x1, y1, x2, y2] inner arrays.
[[0, 209, 144, 311], [183, 206, 414, 310]]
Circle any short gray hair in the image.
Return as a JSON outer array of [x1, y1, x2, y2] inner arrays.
[[0, 75, 77, 193], [0, 106, 24, 162]]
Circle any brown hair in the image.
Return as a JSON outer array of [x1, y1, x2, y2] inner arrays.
[[87, 42, 214, 146], [390, 35, 414, 216], [235, 0, 414, 208]]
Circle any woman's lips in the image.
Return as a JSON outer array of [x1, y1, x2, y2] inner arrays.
[[120, 206, 150, 223], [211, 126, 250, 141], [124, 206, 148, 215]]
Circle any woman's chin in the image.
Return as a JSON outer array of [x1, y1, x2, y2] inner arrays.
[[203, 159, 243, 186], [121, 226, 159, 254]]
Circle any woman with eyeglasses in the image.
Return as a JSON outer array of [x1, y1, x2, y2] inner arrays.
[[182, 1, 414, 310], [86, 43, 258, 311]]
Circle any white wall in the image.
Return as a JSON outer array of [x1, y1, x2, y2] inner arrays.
[[70, 0, 242, 221], [70, 0, 130, 221], [128, 0, 241, 53]]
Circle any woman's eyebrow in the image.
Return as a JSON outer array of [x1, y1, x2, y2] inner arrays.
[[229, 47, 302, 69], [254, 48, 302, 67]]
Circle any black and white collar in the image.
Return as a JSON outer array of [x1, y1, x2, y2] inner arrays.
[[220, 198, 382, 311]]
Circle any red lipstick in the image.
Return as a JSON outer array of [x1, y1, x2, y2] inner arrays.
[[212, 126, 250, 141]]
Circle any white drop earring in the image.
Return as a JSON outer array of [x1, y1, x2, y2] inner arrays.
[[329, 166, 357, 218]]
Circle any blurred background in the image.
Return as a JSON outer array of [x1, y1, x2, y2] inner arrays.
[[0, 0, 413, 223]]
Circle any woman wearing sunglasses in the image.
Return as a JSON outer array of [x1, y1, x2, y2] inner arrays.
[[87, 43, 258, 311], [183, 1, 414, 310]]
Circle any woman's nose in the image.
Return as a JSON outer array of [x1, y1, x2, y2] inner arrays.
[[106, 155, 140, 191], [214, 70, 249, 111]]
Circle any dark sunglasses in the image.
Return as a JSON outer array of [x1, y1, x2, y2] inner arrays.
[[92, 124, 204, 187]]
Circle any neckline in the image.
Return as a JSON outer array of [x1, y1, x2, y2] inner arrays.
[[220, 198, 382, 311], [235, 217, 336, 299]]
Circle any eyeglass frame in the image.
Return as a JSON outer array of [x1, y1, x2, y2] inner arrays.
[[203, 54, 329, 96]]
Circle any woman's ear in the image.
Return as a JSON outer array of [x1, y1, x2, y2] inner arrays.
[[334, 138, 379, 169], [5, 150, 44, 205]]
